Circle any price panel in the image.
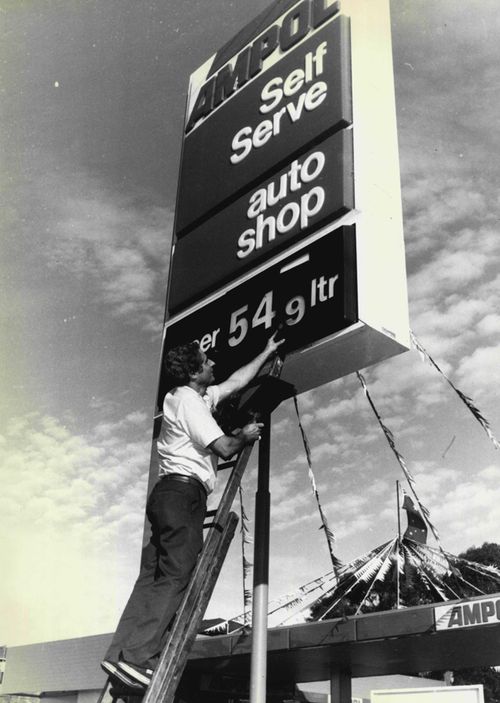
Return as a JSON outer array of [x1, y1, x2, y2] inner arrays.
[[159, 227, 357, 405]]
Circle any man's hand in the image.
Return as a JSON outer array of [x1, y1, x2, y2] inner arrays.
[[208, 422, 264, 460], [218, 331, 285, 402], [263, 330, 285, 358], [241, 422, 264, 443]]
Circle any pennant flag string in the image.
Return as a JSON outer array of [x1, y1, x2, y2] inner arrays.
[[354, 539, 397, 615], [356, 372, 441, 544], [410, 330, 500, 450], [204, 569, 342, 635], [238, 485, 252, 624], [203, 526, 500, 633], [293, 394, 342, 574], [357, 373, 466, 577], [318, 542, 397, 621]]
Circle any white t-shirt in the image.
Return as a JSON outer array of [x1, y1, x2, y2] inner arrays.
[[157, 385, 223, 494]]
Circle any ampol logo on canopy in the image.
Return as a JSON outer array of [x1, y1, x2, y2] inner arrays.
[[435, 596, 500, 631]]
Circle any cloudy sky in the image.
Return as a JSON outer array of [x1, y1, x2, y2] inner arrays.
[[1, 0, 499, 648]]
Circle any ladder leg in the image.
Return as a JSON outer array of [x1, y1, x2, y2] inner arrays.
[[95, 677, 112, 703]]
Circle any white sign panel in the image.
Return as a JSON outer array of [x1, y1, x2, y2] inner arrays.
[[434, 596, 500, 631], [371, 685, 484, 703]]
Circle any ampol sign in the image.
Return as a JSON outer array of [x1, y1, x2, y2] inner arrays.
[[162, 0, 409, 399], [175, 10, 351, 235], [435, 596, 500, 631]]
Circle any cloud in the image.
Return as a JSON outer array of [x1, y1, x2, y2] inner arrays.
[[436, 476, 500, 554], [334, 513, 376, 541], [410, 249, 490, 305], [312, 393, 364, 424], [0, 411, 150, 541], [456, 346, 500, 399], [8, 158, 173, 335], [478, 465, 500, 481], [402, 177, 488, 260], [271, 415, 292, 436], [0, 411, 152, 645], [49, 179, 173, 333], [476, 313, 500, 337], [271, 491, 315, 529]]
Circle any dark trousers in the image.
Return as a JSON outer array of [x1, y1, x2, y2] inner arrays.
[[105, 478, 207, 669]]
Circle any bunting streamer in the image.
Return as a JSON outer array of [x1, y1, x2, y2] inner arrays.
[[293, 394, 342, 573], [238, 485, 252, 624], [319, 540, 395, 620], [202, 525, 500, 634], [202, 569, 340, 634], [354, 540, 396, 615], [410, 330, 500, 450], [356, 372, 441, 543]]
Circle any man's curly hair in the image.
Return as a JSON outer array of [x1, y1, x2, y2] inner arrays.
[[163, 341, 203, 387]]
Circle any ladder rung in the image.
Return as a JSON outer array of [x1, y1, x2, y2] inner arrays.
[[205, 509, 217, 518], [217, 459, 237, 471], [203, 521, 224, 532]]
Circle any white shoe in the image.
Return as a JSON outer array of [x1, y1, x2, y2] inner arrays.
[[101, 660, 146, 690], [117, 660, 153, 687]]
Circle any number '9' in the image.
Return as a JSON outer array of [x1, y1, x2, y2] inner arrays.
[[285, 295, 305, 325]]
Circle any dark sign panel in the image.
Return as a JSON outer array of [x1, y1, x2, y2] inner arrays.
[[169, 129, 353, 313], [159, 227, 357, 408], [176, 15, 351, 235]]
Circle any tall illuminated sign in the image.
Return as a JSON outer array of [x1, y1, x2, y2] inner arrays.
[[160, 0, 409, 404]]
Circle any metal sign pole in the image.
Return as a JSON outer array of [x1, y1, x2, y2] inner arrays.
[[249, 413, 271, 703]]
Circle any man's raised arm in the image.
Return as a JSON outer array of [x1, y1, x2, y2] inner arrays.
[[217, 332, 284, 402], [208, 421, 263, 460]]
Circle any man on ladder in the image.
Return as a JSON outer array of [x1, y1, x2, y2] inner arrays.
[[101, 332, 284, 691]]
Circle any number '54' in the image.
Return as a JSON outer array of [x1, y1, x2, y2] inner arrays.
[[228, 291, 305, 347]]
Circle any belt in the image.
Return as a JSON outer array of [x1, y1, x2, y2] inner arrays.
[[161, 473, 207, 495]]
